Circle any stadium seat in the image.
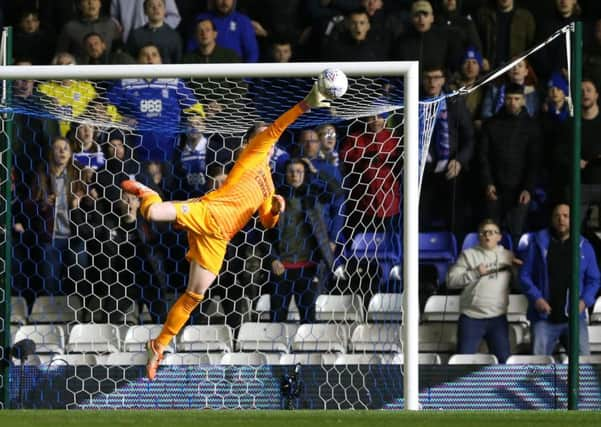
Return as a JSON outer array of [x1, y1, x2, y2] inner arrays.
[[422, 295, 460, 322], [66, 324, 121, 353], [559, 354, 601, 364], [105, 352, 147, 365], [508, 323, 530, 354], [14, 324, 65, 354], [461, 232, 513, 251], [334, 353, 382, 365], [123, 324, 176, 353], [279, 353, 324, 365], [315, 294, 364, 322], [349, 323, 401, 352], [590, 296, 601, 324], [507, 294, 529, 325], [179, 325, 233, 352], [506, 355, 556, 364], [348, 231, 402, 292], [10, 297, 28, 325], [254, 294, 271, 321], [390, 353, 442, 365], [236, 322, 297, 352], [447, 353, 499, 365], [291, 324, 348, 353], [50, 353, 98, 366], [162, 353, 211, 365], [367, 293, 403, 322], [29, 295, 82, 323], [418, 323, 457, 353], [320, 353, 339, 364], [588, 325, 601, 353], [139, 304, 153, 324], [220, 352, 267, 365], [419, 231, 458, 284]]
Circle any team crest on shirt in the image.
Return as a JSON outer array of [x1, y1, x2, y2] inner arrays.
[[181, 204, 189, 214], [73, 92, 81, 101], [162, 89, 169, 98]]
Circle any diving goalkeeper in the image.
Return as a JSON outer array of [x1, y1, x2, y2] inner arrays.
[[121, 83, 331, 380]]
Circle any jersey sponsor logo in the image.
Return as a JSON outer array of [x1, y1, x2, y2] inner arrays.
[[139, 99, 163, 116], [253, 170, 270, 198]]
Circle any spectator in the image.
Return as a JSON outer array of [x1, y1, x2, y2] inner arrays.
[[297, 128, 342, 184], [237, 0, 305, 59], [520, 203, 600, 356], [448, 47, 486, 123], [481, 58, 540, 120], [182, 18, 241, 63], [188, 0, 259, 62], [316, 123, 341, 170], [268, 158, 338, 323], [83, 31, 135, 64], [534, 0, 581, 81], [38, 53, 104, 137], [106, 44, 205, 162], [475, 0, 536, 69], [419, 65, 475, 235], [70, 123, 107, 171], [320, 8, 387, 61], [447, 218, 519, 363], [56, 0, 121, 63], [392, 0, 459, 73], [96, 130, 139, 203], [435, 0, 482, 55], [269, 39, 293, 63], [126, 0, 183, 64], [111, 0, 181, 43], [360, 0, 404, 55], [479, 83, 541, 247], [12, 59, 60, 183], [341, 112, 402, 234], [172, 115, 210, 198], [542, 71, 570, 123], [13, 9, 55, 65], [584, 19, 601, 80], [580, 78, 601, 228], [26, 137, 89, 297]]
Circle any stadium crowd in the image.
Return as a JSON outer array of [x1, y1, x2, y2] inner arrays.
[[5, 0, 601, 361]]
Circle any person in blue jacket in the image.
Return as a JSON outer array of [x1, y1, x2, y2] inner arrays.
[[520, 202, 601, 355]]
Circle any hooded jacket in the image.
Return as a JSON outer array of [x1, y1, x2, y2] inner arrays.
[[520, 229, 601, 322]]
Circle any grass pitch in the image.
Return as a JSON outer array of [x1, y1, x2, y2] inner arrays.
[[1, 410, 600, 427]]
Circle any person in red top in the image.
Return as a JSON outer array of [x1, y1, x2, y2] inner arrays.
[[121, 83, 331, 380], [340, 112, 402, 232]]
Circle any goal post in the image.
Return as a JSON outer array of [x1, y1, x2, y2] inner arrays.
[[0, 59, 426, 410]]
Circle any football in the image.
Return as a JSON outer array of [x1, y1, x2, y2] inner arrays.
[[317, 68, 348, 99]]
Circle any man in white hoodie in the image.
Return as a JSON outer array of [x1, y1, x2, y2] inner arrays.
[[447, 218, 519, 363]]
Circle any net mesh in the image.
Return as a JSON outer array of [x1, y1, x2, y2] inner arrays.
[[0, 66, 441, 409]]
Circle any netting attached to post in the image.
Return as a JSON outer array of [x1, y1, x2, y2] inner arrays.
[[0, 59, 444, 409]]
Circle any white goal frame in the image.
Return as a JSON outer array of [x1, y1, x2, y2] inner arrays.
[[0, 61, 420, 410]]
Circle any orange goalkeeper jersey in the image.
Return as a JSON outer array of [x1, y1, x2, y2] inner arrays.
[[202, 102, 308, 239]]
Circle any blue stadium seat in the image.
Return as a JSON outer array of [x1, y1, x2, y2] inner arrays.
[[461, 232, 513, 251], [419, 231, 457, 285]]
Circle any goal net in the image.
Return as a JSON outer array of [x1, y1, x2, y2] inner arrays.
[[0, 53, 444, 409]]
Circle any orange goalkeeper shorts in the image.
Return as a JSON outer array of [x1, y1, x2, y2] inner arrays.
[[172, 199, 228, 275]]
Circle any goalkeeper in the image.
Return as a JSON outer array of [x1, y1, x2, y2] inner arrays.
[[121, 83, 331, 380]]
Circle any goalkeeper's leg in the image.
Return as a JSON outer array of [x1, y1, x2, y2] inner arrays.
[[121, 179, 176, 221], [145, 261, 216, 380]]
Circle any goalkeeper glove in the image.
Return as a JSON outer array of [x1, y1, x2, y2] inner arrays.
[[304, 82, 331, 109]]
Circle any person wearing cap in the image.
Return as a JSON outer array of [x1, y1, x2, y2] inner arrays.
[[479, 82, 542, 248], [392, 0, 460, 74], [475, 0, 535, 69], [448, 46, 485, 121], [542, 71, 570, 123]]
